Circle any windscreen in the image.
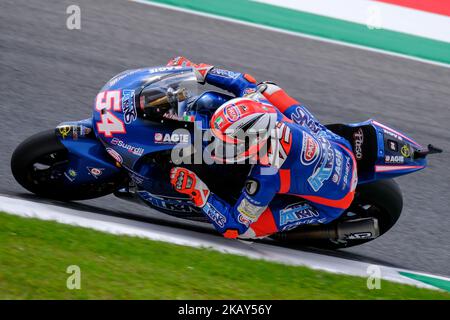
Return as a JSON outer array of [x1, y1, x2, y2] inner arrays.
[[140, 69, 198, 121]]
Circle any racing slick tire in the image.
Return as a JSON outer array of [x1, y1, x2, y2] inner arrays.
[[272, 179, 403, 249], [11, 130, 126, 201]]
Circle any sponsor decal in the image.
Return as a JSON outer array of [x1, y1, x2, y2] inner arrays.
[[137, 190, 198, 213], [183, 115, 195, 122], [353, 128, 364, 160], [237, 198, 265, 220], [279, 202, 320, 229], [154, 133, 163, 142], [237, 213, 251, 227], [300, 133, 319, 165], [243, 87, 257, 96], [210, 68, 240, 79], [87, 167, 104, 179], [385, 155, 404, 164], [332, 150, 343, 184], [401, 144, 411, 158], [345, 232, 373, 240], [106, 147, 123, 163], [342, 157, 351, 190], [162, 112, 180, 120], [203, 203, 227, 228], [58, 125, 71, 139], [57, 124, 92, 140], [107, 69, 142, 87], [383, 128, 403, 141], [290, 106, 321, 135], [307, 137, 335, 192], [387, 139, 398, 152], [107, 75, 126, 87], [243, 192, 263, 206], [244, 179, 259, 196], [224, 104, 241, 122], [148, 66, 182, 74], [214, 116, 225, 129], [111, 138, 144, 156], [64, 168, 77, 182], [122, 89, 137, 124], [79, 125, 92, 137], [154, 132, 190, 144]]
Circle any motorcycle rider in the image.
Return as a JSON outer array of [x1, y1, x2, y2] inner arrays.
[[167, 57, 358, 239]]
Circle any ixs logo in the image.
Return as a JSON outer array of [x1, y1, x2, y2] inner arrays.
[[353, 128, 364, 160], [154, 132, 190, 144], [111, 138, 144, 156], [122, 89, 137, 124], [203, 203, 226, 228], [300, 132, 319, 165]]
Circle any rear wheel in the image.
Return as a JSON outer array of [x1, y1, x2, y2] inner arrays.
[[11, 130, 125, 201], [346, 179, 403, 235], [273, 179, 403, 249]]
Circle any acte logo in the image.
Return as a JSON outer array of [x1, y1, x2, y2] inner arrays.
[[154, 132, 189, 144]]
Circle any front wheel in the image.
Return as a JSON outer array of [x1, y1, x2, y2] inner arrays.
[[11, 130, 125, 201]]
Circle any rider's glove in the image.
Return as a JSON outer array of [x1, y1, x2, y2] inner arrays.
[[166, 56, 213, 84], [170, 167, 210, 208]]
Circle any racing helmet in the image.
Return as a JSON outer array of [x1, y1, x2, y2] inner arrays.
[[210, 98, 278, 163]]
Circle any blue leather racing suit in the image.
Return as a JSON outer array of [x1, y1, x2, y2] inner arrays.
[[199, 68, 358, 239]]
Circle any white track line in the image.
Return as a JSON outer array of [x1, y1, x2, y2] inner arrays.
[[1, 194, 449, 291], [130, 0, 450, 69]]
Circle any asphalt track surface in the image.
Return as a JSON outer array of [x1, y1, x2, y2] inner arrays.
[[1, 0, 449, 276]]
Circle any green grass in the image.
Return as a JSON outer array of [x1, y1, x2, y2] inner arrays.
[[0, 212, 448, 299]]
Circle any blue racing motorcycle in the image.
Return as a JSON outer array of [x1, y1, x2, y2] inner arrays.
[[11, 67, 441, 248]]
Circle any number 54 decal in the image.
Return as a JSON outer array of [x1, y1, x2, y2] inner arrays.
[[95, 90, 126, 137]]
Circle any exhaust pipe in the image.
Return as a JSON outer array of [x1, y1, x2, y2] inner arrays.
[[276, 217, 380, 242]]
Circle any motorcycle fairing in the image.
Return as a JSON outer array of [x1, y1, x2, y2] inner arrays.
[[329, 120, 427, 184], [55, 119, 122, 186], [92, 67, 195, 171]]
